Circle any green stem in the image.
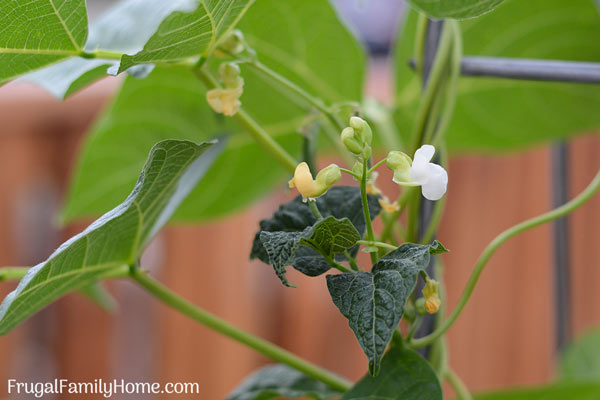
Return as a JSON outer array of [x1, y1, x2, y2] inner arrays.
[[79, 49, 124, 60], [340, 168, 360, 179], [446, 369, 472, 400], [410, 168, 600, 348], [367, 158, 387, 175], [344, 251, 360, 271], [357, 240, 397, 251], [413, 13, 428, 82], [192, 67, 297, 173], [406, 313, 422, 341], [308, 199, 324, 219], [360, 161, 377, 264], [410, 20, 454, 152], [130, 268, 352, 391], [0, 267, 30, 281]]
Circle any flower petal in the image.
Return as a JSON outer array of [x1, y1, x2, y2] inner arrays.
[[410, 145, 436, 185], [421, 163, 448, 201]]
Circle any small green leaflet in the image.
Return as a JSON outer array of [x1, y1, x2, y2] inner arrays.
[[474, 383, 600, 400], [327, 242, 448, 376], [0, 0, 88, 84], [406, 0, 504, 19], [251, 187, 381, 282], [117, 0, 255, 74], [227, 364, 342, 400], [0, 139, 224, 335], [342, 346, 442, 400], [260, 216, 360, 287]]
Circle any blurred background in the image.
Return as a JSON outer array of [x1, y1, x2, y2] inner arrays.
[[0, 0, 599, 398]]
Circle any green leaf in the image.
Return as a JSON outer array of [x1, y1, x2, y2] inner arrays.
[[259, 216, 360, 287], [0, 139, 223, 335], [406, 0, 505, 19], [227, 364, 342, 400], [327, 242, 445, 375], [250, 187, 381, 281], [117, 0, 255, 74], [23, 0, 198, 99], [61, 66, 300, 223], [560, 328, 600, 382], [342, 346, 442, 400], [0, 0, 88, 83], [474, 383, 600, 399], [394, 0, 600, 153]]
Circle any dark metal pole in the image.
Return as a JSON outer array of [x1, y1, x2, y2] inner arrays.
[[410, 56, 600, 84]]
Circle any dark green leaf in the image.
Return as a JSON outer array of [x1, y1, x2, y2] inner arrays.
[[227, 364, 342, 400], [475, 383, 600, 399], [251, 187, 381, 279], [342, 346, 442, 400], [259, 216, 360, 287], [0, 139, 223, 335], [406, 0, 504, 19], [560, 328, 600, 382], [61, 67, 300, 223], [327, 242, 444, 375], [117, 0, 255, 74], [0, 0, 88, 84], [394, 0, 600, 153], [24, 0, 198, 98]]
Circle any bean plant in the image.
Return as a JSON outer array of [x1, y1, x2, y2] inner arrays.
[[1, 0, 599, 399]]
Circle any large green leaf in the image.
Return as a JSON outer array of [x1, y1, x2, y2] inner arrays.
[[24, 0, 198, 99], [250, 187, 381, 281], [0, 139, 223, 335], [327, 242, 447, 375], [227, 364, 342, 400], [117, 0, 255, 74], [61, 67, 300, 223], [560, 328, 600, 382], [406, 0, 505, 19], [0, 0, 88, 83], [475, 383, 600, 399], [394, 0, 600, 153], [342, 346, 442, 400]]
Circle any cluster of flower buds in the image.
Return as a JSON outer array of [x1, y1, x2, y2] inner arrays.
[[219, 30, 245, 55], [386, 145, 448, 201], [206, 62, 244, 117], [341, 116, 372, 160], [288, 162, 341, 200]]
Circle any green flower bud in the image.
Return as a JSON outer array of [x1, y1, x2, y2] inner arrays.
[[316, 164, 342, 188], [341, 127, 363, 155], [219, 29, 245, 54], [218, 62, 243, 89], [386, 151, 412, 184], [349, 116, 372, 146], [352, 161, 363, 179], [415, 297, 427, 315]]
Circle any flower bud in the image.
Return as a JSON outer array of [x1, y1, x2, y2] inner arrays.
[[415, 298, 427, 315], [349, 116, 372, 146], [422, 278, 441, 314], [341, 127, 363, 155], [386, 151, 412, 185], [206, 87, 243, 116], [218, 62, 243, 89], [288, 162, 340, 199], [219, 30, 245, 55], [316, 164, 341, 188], [378, 197, 399, 214], [351, 161, 363, 180]]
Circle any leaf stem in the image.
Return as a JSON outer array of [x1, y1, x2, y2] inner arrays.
[[367, 158, 387, 175], [0, 267, 30, 281], [340, 168, 360, 179], [192, 67, 297, 173], [410, 168, 600, 348], [360, 161, 377, 264], [130, 268, 352, 391], [446, 369, 472, 400], [357, 240, 397, 251]]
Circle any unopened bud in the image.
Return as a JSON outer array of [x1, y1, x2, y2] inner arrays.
[[288, 162, 340, 199], [341, 127, 363, 155], [316, 164, 341, 188], [386, 151, 412, 184], [349, 116, 372, 146], [378, 197, 399, 214], [218, 62, 243, 89], [422, 278, 441, 314], [219, 30, 245, 54]]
